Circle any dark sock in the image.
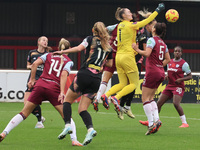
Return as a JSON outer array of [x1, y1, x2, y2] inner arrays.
[[120, 90, 135, 107], [31, 105, 42, 121], [63, 102, 72, 124], [125, 90, 135, 106], [79, 110, 93, 129], [120, 97, 126, 107]]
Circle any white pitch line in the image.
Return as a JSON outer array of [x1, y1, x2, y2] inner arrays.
[[91, 112, 200, 121], [1, 110, 200, 121]]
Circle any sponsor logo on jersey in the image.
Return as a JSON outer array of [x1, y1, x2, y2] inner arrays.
[[168, 67, 178, 72]]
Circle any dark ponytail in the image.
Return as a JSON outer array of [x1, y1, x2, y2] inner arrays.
[[154, 22, 166, 39]]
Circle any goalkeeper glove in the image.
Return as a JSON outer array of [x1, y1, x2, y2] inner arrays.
[[155, 3, 165, 13]]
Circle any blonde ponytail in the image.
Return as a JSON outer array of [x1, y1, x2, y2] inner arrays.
[[138, 8, 152, 18], [58, 38, 70, 66], [60, 44, 65, 65], [93, 22, 111, 52], [115, 7, 125, 21]]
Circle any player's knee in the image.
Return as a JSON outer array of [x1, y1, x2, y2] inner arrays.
[[118, 83, 126, 89], [129, 83, 137, 90]]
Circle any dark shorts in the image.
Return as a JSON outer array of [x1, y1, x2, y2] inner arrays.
[[104, 52, 116, 73], [28, 86, 61, 106], [25, 87, 33, 92], [25, 73, 40, 92], [70, 69, 101, 100], [162, 86, 185, 99], [142, 71, 165, 89]]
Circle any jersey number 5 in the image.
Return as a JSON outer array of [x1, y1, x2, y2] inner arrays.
[[159, 46, 165, 60], [48, 59, 63, 77]]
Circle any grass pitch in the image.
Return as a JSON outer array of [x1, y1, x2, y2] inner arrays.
[[0, 102, 199, 150]]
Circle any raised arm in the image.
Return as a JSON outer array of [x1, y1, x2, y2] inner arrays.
[[53, 40, 87, 56], [134, 3, 165, 28], [63, 44, 85, 54]]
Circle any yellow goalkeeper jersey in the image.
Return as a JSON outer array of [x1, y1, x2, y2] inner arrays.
[[117, 11, 158, 54]]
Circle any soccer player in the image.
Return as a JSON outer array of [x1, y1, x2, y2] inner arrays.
[[116, 9, 158, 120], [132, 22, 171, 135], [139, 46, 192, 128], [54, 22, 113, 146], [136, 9, 157, 73], [0, 38, 82, 146], [93, 24, 118, 113], [94, 21, 137, 120], [24, 36, 48, 128], [101, 3, 165, 113]]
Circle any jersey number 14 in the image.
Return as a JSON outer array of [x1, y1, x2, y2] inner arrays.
[[48, 59, 63, 77]]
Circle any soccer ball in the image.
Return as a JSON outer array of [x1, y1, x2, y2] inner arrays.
[[165, 9, 179, 23]]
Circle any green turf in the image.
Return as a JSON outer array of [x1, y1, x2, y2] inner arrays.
[[0, 102, 199, 150]]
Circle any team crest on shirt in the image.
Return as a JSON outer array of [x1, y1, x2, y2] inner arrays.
[[119, 24, 125, 27], [147, 40, 152, 45], [97, 41, 101, 45], [176, 64, 179, 68]]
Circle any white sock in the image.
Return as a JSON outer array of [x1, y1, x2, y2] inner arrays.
[[88, 127, 94, 132], [180, 115, 187, 124], [64, 123, 71, 128], [150, 100, 159, 122], [70, 118, 77, 141], [4, 114, 24, 134], [143, 102, 154, 127], [124, 106, 130, 110], [96, 82, 107, 102]]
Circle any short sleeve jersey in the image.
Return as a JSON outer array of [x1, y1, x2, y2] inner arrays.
[[107, 24, 118, 53], [167, 58, 191, 89], [35, 53, 73, 90], [27, 49, 47, 80], [145, 36, 168, 74], [80, 36, 113, 74]]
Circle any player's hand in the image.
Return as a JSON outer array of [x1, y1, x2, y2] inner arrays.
[[175, 78, 182, 84], [58, 93, 65, 104], [53, 51, 63, 55], [27, 65, 32, 70], [28, 79, 36, 90], [155, 3, 165, 13], [164, 75, 168, 81], [132, 43, 139, 52]]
